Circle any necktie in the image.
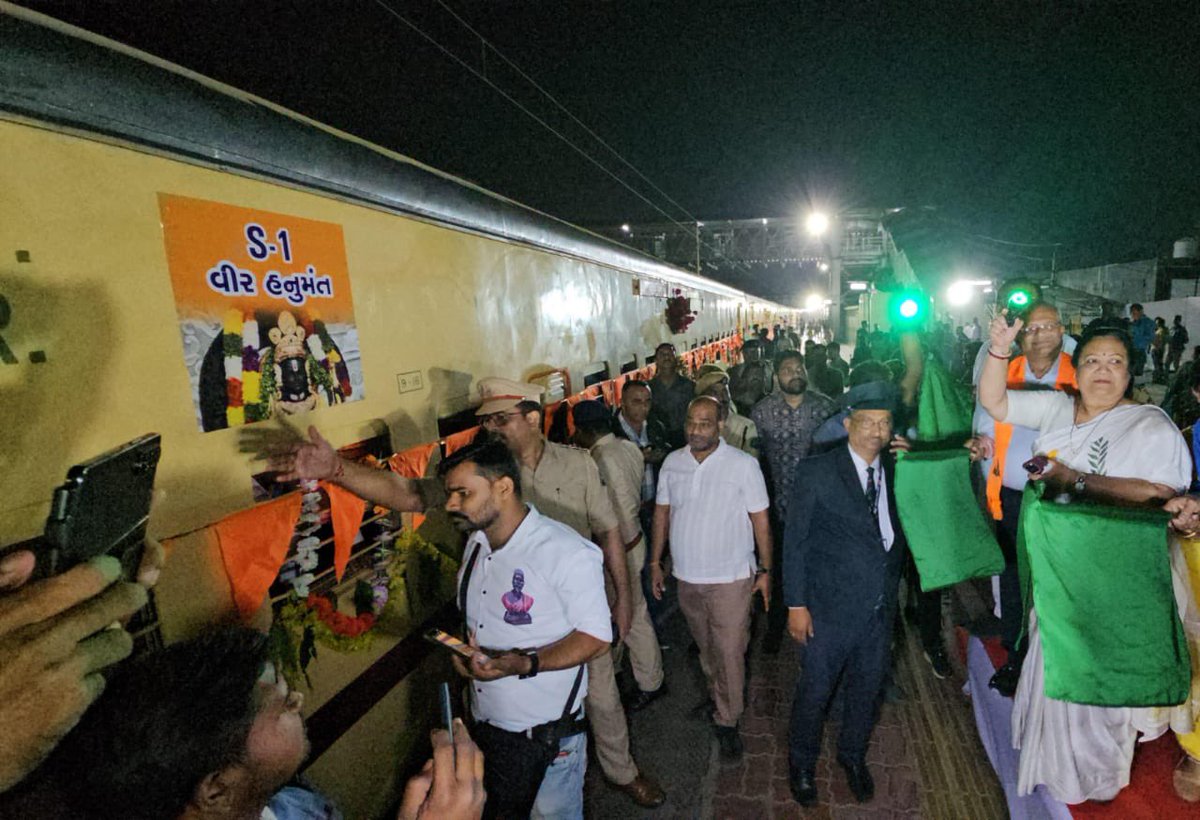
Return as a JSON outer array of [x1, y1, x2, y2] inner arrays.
[[865, 465, 879, 522]]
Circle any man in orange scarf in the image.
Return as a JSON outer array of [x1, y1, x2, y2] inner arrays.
[[969, 302, 1075, 695]]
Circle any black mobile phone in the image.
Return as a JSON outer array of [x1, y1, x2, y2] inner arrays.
[[1022, 454, 1049, 475], [42, 433, 161, 580]]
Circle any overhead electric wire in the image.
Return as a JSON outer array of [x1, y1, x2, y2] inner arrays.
[[369, 0, 755, 277], [431, 0, 697, 225], [970, 234, 1062, 249]]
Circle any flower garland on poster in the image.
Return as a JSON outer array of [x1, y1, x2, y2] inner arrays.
[[211, 308, 351, 430], [665, 289, 696, 334], [269, 528, 459, 689]]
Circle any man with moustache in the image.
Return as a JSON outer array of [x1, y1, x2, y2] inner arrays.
[[751, 350, 838, 652], [648, 343, 695, 449], [266, 378, 664, 809], [784, 387, 909, 808], [650, 397, 772, 761], [611, 380, 670, 519], [442, 440, 612, 818], [968, 302, 1076, 694]]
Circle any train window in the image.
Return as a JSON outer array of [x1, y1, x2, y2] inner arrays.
[[582, 362, 610, 388], [644, 354, 655, 366], [619, 356, 639, 374], [437, 406, 485, 439]]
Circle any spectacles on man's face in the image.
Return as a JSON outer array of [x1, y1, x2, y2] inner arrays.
[[1022, 322, 1061, 335], [480, 410, 525, 429]]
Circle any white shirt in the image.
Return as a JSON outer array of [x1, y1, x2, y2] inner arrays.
[[656, 439, 770, 583], [458, 505, 612, 732], [847, 445, 895, 552], [972, 355, 1067, 490]]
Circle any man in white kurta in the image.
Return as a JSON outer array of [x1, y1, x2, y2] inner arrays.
[[649, 397, 772, 762]]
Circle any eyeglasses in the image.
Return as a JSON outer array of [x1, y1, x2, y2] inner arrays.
[[480, 410, 525, 428], [1022, 323, 1061, 335]]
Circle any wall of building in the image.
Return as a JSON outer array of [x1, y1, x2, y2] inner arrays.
[[1050, 259, 1159, 305]]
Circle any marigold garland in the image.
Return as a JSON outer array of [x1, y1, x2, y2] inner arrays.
[[269, 529, 458, 689]]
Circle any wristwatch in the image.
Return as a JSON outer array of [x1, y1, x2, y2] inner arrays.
[[755, 566, 771, 576], [518, 650, 539, 680], [1073, 472, 1088, 495]]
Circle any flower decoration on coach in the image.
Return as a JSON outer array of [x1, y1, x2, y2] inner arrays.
[[665, 289, 696, 334]]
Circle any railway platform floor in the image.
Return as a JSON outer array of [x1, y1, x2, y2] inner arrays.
[[585, 579, 1007, 818]]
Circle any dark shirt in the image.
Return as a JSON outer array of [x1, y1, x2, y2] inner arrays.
[[1130, 315, 1155, 351], [750, 390, 838, 518], [810, 363, 844, 397], [1172, 324, 1190, 350], [648, 374, 695, 449]]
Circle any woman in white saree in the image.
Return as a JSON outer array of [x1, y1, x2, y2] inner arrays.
[[978, 311, 1200, 804]]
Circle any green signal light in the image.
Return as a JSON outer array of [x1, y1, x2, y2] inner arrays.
[[887, 289, 928, 329]]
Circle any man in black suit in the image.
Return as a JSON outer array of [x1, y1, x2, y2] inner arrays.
[[783, 386, 908, 807]]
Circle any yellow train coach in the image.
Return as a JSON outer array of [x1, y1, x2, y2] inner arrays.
[[0, 5, 797, 816]]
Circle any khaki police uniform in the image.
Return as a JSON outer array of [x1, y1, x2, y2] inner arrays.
[[588, 433, 665, 695]]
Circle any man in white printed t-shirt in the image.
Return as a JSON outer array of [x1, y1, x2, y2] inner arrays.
[[649, 396, 773, 763], [444, 440, 612, 820]]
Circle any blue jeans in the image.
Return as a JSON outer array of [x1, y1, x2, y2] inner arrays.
[[531, 731, 587, 820]]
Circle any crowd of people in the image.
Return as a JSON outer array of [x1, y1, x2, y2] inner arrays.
[[7, 303, 1200, 818]]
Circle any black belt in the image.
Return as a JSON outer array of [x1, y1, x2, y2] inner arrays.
[[481, 708, 587, 744]]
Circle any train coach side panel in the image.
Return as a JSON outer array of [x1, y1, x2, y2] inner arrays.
[[0, 118, 745, 544]]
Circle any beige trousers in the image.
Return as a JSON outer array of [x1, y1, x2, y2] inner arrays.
[[677, 577, 753, 728], [612, 539, 665, 692], [585, 648, 639, 784], [586, 538, 664, 784]]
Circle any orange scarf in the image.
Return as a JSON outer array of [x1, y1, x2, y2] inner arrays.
[[985, 352, 1076, 519]]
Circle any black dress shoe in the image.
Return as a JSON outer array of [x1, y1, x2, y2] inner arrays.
[[924, 644, 952, 680], [989, 660, 1021, 698], [788, 767, 818, 807], [624, 683, 668, 712], [837, 756, 874, 803], [715, 725, 743, 762]]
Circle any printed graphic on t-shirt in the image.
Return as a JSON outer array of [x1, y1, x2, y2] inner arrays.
[[502, 569, 534, 625]]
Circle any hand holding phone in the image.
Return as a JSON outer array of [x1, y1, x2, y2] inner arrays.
[[424, 628, 478, 661], [42, 433, 161, 580], [1023, 454, 1050, 476], [438, 682, 455, 752], [0, 556, 147, 791]]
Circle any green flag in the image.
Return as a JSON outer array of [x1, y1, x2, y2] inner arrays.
[[1018, 483, 1190, 707], [917, 356, 974, 442], [894, 448, 1005, 591]]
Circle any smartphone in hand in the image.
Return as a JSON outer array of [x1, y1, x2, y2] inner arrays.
[[1022, 454, 1049, 475], [41, 433, 161, 580], [424, 628, 478, 661]]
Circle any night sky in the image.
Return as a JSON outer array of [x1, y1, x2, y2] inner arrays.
[[22, 1, 1200, 271]]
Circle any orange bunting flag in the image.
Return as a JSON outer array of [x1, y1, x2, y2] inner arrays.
[[541, 403, 560, 436], [214, 492, 303, 617], [321, 481, 366, 581], [389, 442, 437, 479], [599, 380, 616, 406], [444, 426, 480, 456], [611, 374, 628, 405]]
